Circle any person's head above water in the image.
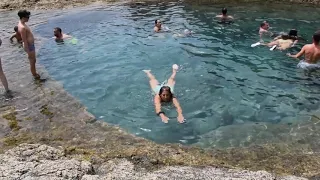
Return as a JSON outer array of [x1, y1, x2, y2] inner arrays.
[[155, 19, 162, 28], [159, 86, 173, 102], [14, 26, 18, 32], [18, 10, 30, 22], [54, 27, 62, 38], [260, 21, 269, 30], [222, 8, 227, 15], [313, 30, 320, 45], [281, 29, 298, 40], [288, 29, 298, 37]]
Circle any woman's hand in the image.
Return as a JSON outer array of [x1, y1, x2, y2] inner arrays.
[[160, 114, 169, 123], [177, 114, 185, 123], [172, 98, 184, 123]]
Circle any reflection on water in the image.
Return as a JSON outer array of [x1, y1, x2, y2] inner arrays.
[[35, 2, 320, 148]]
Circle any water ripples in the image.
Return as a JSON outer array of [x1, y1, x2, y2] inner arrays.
[[36, 2, 320, 146]]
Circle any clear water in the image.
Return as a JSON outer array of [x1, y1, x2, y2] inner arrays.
[[36, 2, 320, 146]]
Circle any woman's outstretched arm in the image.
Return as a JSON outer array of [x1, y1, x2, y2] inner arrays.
[[154, 95, 169, 123], [172, 97, 185, 123]]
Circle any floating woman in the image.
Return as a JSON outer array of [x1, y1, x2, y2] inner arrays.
[[143, 64, 185, 124]]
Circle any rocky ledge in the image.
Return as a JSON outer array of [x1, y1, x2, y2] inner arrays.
[[0, 143, 309, 180], [0, 0, 319, 11]]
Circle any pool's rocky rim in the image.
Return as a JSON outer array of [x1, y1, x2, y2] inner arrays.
[[0, 1, 320, 179], [1, 0, 320, 11]]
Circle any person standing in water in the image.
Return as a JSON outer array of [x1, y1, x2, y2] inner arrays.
[[287, 30, 320, 64], [216, 8, 234, 22], [143, 64, 185, 124], [259, 21, 272, 39], [154, 19, 162, 32], [17, 10, 40, 79], [10, 26, 22, 43], [0, 38, 12, 98], [53, 27, 72, 42]]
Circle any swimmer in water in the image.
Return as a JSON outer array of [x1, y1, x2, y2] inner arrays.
[[287, 30, 320, 64], [53, 27, 72, 42], [259, 21, 272, 39], [10, 26, 22, 43], [154, 19, 162, 33], [0, 38, 12, 98], [262, 29, 299, 50], [216, 8, 234, 23], [143, 65, 185, 124]]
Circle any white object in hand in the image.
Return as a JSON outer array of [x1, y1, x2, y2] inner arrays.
[[270, 45, 277, 51], [251, 42, 261, 47], [172, 64, 179, 70]]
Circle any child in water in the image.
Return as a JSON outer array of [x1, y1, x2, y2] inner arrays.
[[10, 26, 22, 43], [143, 64, 185, 124]]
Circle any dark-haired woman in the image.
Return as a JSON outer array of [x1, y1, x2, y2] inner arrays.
[[143, 65, 185, 124], [265, 29, 299, 50]]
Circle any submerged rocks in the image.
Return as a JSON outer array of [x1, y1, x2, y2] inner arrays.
[[196, 114, 320, 149]]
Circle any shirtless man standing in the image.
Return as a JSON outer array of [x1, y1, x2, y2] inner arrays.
[[17, 10, 40, 79], [287, 30, 320, 64], [259, 21, 272, 39]]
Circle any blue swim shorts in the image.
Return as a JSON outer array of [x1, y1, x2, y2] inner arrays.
[[28, 44, 35, 52]]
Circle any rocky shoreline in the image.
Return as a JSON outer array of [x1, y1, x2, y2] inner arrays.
[[0, 143, 309, 179], [0, 1, 320, 180], [0, 0, 320, 10]]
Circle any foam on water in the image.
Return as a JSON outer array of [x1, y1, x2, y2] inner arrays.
[[35, 3, 320, 147]]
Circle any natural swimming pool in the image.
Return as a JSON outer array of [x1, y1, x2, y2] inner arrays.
[[36, 2, 320, 147]]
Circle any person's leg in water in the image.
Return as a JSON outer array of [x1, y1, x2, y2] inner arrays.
[[0, 59, 13, 98], [143, 70, 160, 92], [166, 66, 177, 90], [27, 49, 40, 79], [0, 59, 9, 92]]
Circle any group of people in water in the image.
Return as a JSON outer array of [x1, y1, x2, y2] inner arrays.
[[150, 8, 320, 123], [254, 20, 320, 65], [1, 8, 320, 124]]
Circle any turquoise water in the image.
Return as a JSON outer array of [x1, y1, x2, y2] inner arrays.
[[36, 2, 320, 145]]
